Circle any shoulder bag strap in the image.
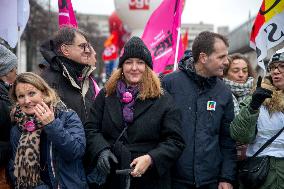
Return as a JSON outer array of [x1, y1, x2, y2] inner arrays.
[[114, 124, 128, 146], [251, 126, 284, 158]]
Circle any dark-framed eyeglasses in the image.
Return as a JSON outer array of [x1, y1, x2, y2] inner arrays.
[[268, 63, 284, 73], [65, 42, 90, 52]]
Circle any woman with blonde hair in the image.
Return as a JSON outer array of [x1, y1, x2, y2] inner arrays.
[[9, 72, 88, 189], [85, 36, 185, 189]]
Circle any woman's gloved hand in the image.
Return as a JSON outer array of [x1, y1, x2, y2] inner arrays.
[[97, 149, 118, 175], [250, 76, 273, 110]]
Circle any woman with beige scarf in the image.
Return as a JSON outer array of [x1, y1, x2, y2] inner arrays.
[[230, 51, 284, 189]]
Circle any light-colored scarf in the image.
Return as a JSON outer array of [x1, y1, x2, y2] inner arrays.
[[223, 77, 254, 115]]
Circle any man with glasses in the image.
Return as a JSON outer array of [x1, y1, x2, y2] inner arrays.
[[39, 26, 98, 124]]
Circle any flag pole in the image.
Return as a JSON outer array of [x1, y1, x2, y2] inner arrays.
[[17, 26, 21, 72], [173, 27, 181, 71]]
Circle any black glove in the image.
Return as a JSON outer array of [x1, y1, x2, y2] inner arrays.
[[250, 76, 273, 110], [97, 149, 118, 175]]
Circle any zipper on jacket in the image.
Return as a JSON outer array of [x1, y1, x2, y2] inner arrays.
[[82, 95, 88, 120], [193, 90, 202, 186], [208, 96, 213, 117]]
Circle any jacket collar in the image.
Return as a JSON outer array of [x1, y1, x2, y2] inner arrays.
[[105, 93, 154, 131], [0, 80, 9, 94], [60, 62, 96, 101], [261, 78, 284, 114], [178, 57, 217, 90], [40, 39, 57, 65]]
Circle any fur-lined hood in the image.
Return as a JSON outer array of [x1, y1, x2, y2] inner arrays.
[[255, 77, 284, 114]]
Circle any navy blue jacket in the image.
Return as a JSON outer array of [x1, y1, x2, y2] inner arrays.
[[9, 109, 88, 189], [162, 57, 237, 187]]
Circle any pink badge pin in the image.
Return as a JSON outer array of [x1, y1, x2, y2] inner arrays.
[[24, 121, 36, 132], [122, 92, 133, 103]]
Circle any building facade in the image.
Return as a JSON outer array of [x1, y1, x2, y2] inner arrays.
[[181, 22, 214, 49]]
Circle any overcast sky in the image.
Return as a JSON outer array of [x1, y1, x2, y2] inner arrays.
[[51, 0, 263, 31]]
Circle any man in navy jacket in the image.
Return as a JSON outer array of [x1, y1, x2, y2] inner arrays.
[[163, 31, 236, 189]]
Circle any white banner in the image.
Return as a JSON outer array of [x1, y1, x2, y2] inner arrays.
[[250, 1, 284, 70], [252, 11, 284, 69], [0, 0, 30, 48]]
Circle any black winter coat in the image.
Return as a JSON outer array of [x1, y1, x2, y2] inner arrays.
[[40, 41, 96, 124], [0, 80, 12, 167], [162, 60, 237, 187], [85, 89, 185, 189]]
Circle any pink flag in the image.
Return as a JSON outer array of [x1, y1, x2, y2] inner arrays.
[[58, 0, 78, 28], [142, 0, 183, 73]]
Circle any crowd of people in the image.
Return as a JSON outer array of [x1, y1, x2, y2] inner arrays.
[[1, 26, 284, 189]]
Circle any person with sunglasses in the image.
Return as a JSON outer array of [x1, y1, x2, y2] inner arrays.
[[230, 51, 284, 189], [39, 26, 98, 125]]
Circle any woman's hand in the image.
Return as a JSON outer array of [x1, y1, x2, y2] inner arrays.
[[82, 44, 97, 66], [250, 76, 272, 110], [218, 182, 233, 189], [87, 45, 97, 66], [34, 101, 55, 126], [130, 154, 152, 177]]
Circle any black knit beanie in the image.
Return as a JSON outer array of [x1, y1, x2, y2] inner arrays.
[[119, 36, 153, 69]]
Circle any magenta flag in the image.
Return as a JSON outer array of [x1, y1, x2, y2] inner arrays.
[[141, 0, 183, 73], [58, 0, 78, 28]]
